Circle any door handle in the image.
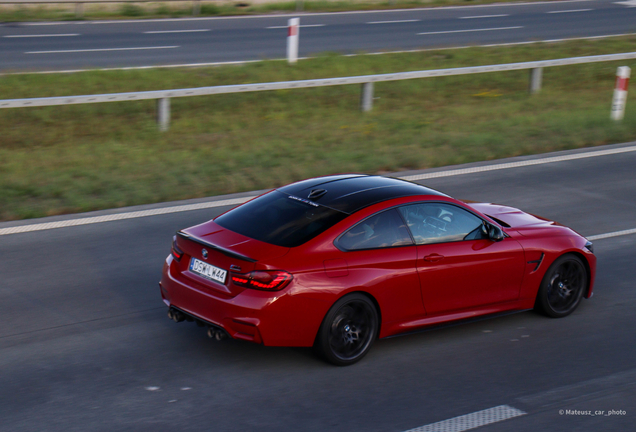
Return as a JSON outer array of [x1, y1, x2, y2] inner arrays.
[[423, 253, 444, 263]]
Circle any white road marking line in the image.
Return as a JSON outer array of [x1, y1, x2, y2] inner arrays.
[[17, 0, 596, 25], [143, 29, 210, 34], [547, 8, 593, 13], [3, 33, 80, 38], [25, 46, 179, 54], [366, 19, 421, 24], [587, 228, 636, 241], [2, 145, 635, 236], [20, 22, 76, 26], [403, 405, 526, 432], [266, 24, 326, 29], [477, 33, 636, 45], [417, 26, 522, 35], [3, 60, 265, 75], [8, 33, 636, 76], [459, 14, 510, 19], [400, 145, 636, 181], [0, 198, 251, 236], [614, 0, 636, 7]]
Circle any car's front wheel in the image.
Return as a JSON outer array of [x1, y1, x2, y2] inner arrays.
[[535, 254, 587, 318], [314, 293, 379, 366]]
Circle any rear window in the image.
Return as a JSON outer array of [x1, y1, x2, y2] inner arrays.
[[215, 191, 348, 248]]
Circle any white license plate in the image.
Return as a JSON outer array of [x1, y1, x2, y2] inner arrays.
[[189, 258, 227, 284]]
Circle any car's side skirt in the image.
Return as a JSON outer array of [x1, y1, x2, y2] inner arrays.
[[382, 303, 533, 339]]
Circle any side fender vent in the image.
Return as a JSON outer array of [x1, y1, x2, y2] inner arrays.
[[527, 253, 545, 273]]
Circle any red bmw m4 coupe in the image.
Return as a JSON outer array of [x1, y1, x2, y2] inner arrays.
[[159, 175, 596, 365]]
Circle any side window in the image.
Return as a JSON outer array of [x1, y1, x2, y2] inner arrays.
[[337, 209, 414, 251], [399, 203, 486, 245]]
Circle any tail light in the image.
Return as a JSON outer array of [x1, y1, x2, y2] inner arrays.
[[171, 235, 184, 261], [231, 270, 293, 291]]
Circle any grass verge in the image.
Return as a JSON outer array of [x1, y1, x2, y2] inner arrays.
[[1, 37, 636, 221]]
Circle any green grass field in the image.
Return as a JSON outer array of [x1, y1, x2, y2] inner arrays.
[[1, 37, 636, 221]]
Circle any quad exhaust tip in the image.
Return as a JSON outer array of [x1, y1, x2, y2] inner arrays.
[[207, 327, 228, 341], [167, 308, 185, 323], [168, 307, 228, 341]]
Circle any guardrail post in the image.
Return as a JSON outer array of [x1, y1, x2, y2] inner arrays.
[[157, 98, 170, 132], [192, 0, 201, 16], [611, 66, 631, 121], [75, 2, 84, 18], [360, 83, 374, 112], [529, 67, 543, 94]]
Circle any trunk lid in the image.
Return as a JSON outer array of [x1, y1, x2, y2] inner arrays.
[[173, 221, 289, 297]]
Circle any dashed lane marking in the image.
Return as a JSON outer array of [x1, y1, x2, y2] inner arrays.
[[13, 0, 596, 25], [417, 26, 522, 35], [265, 24, 326, 29], [4, 34, 79, 38], [403, 405, 526, 432], [7, 33, 635, 75], [366, 19, 421, 24], [587, 228, 636, 241], [25, 46, 179, 54], [143, 29, 211, 34], [458, 14, 509, 19], [547, 8, 593, 13]]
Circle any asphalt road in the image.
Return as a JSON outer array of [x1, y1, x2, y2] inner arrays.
[[1, 0, 636, 72], [1, 142, 635, 431]]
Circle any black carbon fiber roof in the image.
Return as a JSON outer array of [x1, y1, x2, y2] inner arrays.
[[277, 174, 447, 214]]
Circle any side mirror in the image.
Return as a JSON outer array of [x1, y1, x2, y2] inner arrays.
[[488, 223, 504, 242]]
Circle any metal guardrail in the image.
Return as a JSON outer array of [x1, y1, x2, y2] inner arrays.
[[2, 52, 635, 131]]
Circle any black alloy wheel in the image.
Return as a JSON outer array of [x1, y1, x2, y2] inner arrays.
[[536, 254, 587, 318], [315, 294, 379, 366]]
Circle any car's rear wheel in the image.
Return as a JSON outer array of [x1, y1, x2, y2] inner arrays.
[[315, 293, 378, 366], [536, 254, 587, 318]]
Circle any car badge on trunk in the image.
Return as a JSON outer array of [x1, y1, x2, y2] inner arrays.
[[202, 248, 208, 259]]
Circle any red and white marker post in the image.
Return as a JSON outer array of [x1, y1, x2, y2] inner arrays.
[[611, 66, 631, 121], [287, 18, 300, 64]]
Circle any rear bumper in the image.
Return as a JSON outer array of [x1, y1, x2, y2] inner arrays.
[[159, 255, 328, 347]]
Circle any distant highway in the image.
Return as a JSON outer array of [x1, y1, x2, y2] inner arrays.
[[1, 142, 636, 431], [1, 0, 636, 72]]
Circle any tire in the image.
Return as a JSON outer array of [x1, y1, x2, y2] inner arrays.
[[314, 293, 379, 366], [535, 254, 587, 318]]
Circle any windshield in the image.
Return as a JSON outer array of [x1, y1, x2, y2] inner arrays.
[[215, 191, 348, 248]]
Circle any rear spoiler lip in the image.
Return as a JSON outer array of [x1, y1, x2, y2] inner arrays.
[[177, 230, 258, 263]]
